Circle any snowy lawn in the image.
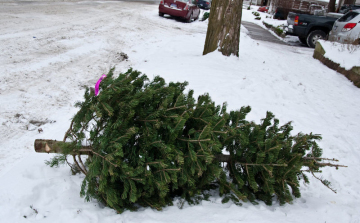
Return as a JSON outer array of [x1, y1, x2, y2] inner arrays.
[[243, 5, 286, 27], [1, 1, 360, 223]]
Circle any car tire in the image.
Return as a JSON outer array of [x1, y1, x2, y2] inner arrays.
[[306, 30, 326, 48], [298, 37, 307, 45], [186, 12, 193, 23], [353, 38, 360, 45], [159, 12, 164, 17], [194, 13, 199, 21]]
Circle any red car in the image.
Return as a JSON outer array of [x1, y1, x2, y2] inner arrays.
[[159, 0, 200, 22], [257, 6, 269, 12]]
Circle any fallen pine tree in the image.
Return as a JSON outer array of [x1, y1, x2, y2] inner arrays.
[[36, 68, 346, 213]]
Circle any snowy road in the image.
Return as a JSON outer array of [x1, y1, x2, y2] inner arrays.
[[0, 0, 182, 173], [1, 1, 360, 223]]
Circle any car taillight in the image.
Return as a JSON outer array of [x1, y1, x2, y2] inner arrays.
[[342, 23, 357, 31], [184, 4, 189, 10], [206, 2, 209, 4], [294, 15, 299, 26], [160, 0, 164, 4]]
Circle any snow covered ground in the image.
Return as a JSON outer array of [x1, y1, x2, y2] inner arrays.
[[1, 1, 360, 222]]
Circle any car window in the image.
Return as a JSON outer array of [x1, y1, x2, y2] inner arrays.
[[338, 11, 359, 22]]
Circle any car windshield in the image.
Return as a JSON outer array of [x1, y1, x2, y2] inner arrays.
[[338, 11, 359, 22]]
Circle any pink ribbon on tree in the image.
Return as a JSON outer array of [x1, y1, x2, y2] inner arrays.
[[95, 75, 106, 96]]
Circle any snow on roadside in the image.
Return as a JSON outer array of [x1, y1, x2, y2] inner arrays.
[[319, 39, 360, 70], [242, 5, 286, 28], [1, 1, 360, 223]]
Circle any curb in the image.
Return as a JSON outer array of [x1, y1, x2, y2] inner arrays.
[[262, 21, 286, 38], [313, 42, 360, 88]]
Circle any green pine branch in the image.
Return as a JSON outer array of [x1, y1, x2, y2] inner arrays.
[[44, 68, 346, 212]]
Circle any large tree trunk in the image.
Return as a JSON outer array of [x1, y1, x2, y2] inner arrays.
[[328, 0, 336, 12], [203, 0, 243, 57]]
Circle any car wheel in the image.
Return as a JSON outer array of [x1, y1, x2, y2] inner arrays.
[[194, 13, 199, 21], [159, 12, 164, 17], [186, 12, 193, 23], [298, 37, 307, 45], [306, 30, 326, 48], [353, 38, 360, 45]]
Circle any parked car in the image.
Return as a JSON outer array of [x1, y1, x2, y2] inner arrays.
[[159, 0, 200, 23], [273, 7, 287, 20], [257, 6, 269, 13], [197, 0, 211, 10], [286, 12, 342, 47], [339, 4, 360, 14], [329, 10, 360, 44]]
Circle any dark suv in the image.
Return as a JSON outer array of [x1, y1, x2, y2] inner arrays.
[[339, 4, 360, 14], [197, 0, 211, 10]]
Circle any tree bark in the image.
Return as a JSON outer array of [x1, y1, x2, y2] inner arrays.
[[35, 139, 346, 168], [328, 0, 336, 12], [35, 139, 235, 162], [203, 0, 243, 57]]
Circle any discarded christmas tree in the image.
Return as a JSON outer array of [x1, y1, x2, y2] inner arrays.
[[41, 68, 345, 213]]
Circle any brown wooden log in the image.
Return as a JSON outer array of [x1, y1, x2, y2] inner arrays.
[[34, 140, 241, 166], [214, 154, 232, 162], [34, 139, 92, 154], [33, 140, 281, 165], [34, 140, 342, 169]]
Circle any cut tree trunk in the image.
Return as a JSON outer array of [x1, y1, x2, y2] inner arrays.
[[34, 139, 234, 162], [34, 139, 92, 154], [203, 0, 243, 57], [35, 139, 346, 169]]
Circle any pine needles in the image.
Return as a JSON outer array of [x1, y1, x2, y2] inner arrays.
[[46, 68, 345, 213]]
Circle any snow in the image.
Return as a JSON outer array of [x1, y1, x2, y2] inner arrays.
[[243, 6, 286, 28], [1, 1, 360, 223], [319, 40, 360, 70]]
